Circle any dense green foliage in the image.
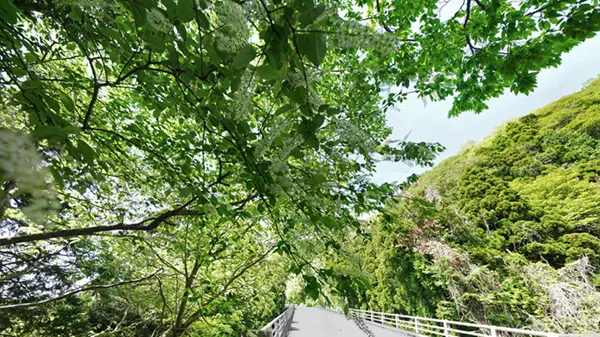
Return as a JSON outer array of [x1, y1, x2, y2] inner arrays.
[[1, 0, 599, 335], [340, 79, 600, 334]]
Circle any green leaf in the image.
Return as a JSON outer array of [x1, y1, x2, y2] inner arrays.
[[33, 125, 80, 142], [143, 33, 166, 52], [68, 6, 83, 22], [310, 114, 325, 131], [539, 21, 551, 30], [297, 33, 327, 67], [289, 263, 302, 275], [45, 96, 60, 112], [308, 173, 327, 187], [0, 0, 19, 25], [320, 215, 337, 229], [178, 0, 195, 23], [256, 64, 279, 80], [299, 4, 326, 27], [304, 134, 319, 150], [275, 104, 293, 115], [233, 45, 257, 69], [77, 140, 96, 165], [176, 22, 188, 41], [196, 10, 210, 29], [101, 27, 121, 42], [300, 104, 312, 116], [180, 187, 193, 197], [163, 0, 177, 20], [205, 42, 222, 64], [303, 275, 320, 300], [60, 92, 75, 112]]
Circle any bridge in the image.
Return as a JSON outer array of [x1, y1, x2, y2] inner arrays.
[[288, 306, 405, 337], [258, 306, 566, 337]]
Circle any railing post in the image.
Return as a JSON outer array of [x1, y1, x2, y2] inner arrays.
[[258, 305, 294, 337], [414, 317, 420, 335], [443, 321, 450, 337], [491, 327, 497, 337], [370, 311, 374, 322], [395, 314, 399, 329]]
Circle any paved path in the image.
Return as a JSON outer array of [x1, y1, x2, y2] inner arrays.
[[288, 306, 407, 337]]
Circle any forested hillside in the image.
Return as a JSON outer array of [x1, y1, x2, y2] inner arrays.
[[341, 78, 600, 334]]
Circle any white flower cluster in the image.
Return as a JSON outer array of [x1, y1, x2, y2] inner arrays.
[[286, 72, 306, 88], [68, 0, 113, 10], [0, 129, 58, 225], [242, 0, 268, 20], [268, 172, 296, 199], [214, 0, 249, 53], [268, 180, 287, 198], [270, 136, 303, 174], [333, 119, 377, 153], [308, 88, 324, 108], [255, 119, 291, 158], [414, 239, 466, 265], [147, 8, 172, 33], [229, 71, 254, 121], [286, 69, 321, 88], [424, 185, 443, 203], [332, 18, 399, 55]]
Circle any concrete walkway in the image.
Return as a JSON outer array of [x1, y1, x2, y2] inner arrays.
[[288, 306, 407, 337]]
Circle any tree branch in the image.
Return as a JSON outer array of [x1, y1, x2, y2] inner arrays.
[[82, 84, 99, 129], [376, 0, 395, 32], [0, 198, 201, 247], [464, 0, 477, 55], [172, 259, 202, 333], [179, 247, 274, 332], [0, 194, 256, 247], [82, 53, 100, 130], [473, 0, 486, 11], [0, 271, 158, 310]]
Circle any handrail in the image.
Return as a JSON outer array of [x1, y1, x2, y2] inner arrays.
[[257, 305, 295, 337], [329, 307, 572, 337]]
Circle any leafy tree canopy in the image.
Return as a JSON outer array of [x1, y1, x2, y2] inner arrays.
[[0, 0, 599, 335]]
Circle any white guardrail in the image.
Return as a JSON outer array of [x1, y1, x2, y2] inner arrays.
[[257, 305, 295, 337], [330, 307, 576, 337]]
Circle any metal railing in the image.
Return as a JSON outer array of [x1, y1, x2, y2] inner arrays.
[[257, 305, 295, 337], [331, 307, 567, 337]]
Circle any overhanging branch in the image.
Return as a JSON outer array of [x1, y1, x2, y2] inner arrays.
[[0, 205, 204, 247], [0, 193, 257, 247], [0, 271, 158, 311]]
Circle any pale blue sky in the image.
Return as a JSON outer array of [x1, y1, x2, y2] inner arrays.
[[374, 35, 600, 184]]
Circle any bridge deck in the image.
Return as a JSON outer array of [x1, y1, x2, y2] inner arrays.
[[288, 306, 408, 337]]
